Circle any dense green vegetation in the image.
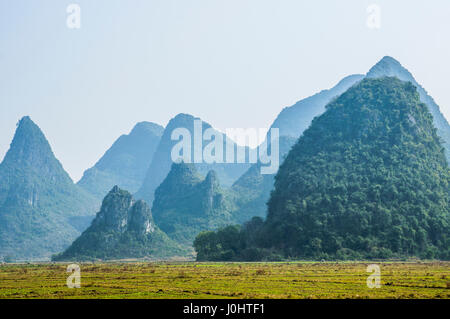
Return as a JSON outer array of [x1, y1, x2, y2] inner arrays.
[[366, 56, 450, 162], [53, 186, 185, 261], [194, 77, 450, 261], [230, 136, 296, 223], [78, 122, 164, 199], [0, 117, 98, 260]]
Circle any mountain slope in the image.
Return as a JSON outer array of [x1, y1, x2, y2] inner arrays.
[[78, 122, 163, 199], [194, 77, 450, 261], [230, 136, 297, 223], [230, 56, 450, 227], [264, 77, 450, 259], [136, 113, 251, 205], [366, 56, 450, 161], [0, 117, 98, 260], [269, 74, 364, 138], [151, 162, 236, 246], [53, 186, 184, 261]]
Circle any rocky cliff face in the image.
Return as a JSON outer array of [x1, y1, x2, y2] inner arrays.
[[53, 186, 184, 261], [91, 186, 135, 233], [366, 56, 450, 162], [151, 162, 236, 246]]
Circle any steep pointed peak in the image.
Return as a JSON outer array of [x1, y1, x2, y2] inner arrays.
[[17, 115, 33, 126], [110, 185, 121, 193], [366, 56, 414, 81], [104, 185, 133, 198], [130, 121, 164, 137], [14, 116, 48, 142], [1, 116, 63, 172], [99, 186, 133, 217], [378, 56, 402, 67]]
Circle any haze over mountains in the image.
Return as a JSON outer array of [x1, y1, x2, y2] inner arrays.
[[135, 113, 252, 206], [1, 56, 449, 261], [78, 122, 164, 199]]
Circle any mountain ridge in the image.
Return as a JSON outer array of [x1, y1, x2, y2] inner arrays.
[[0, 116, 98, 260]]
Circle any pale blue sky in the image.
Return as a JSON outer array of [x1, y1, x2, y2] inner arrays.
[[1, 0, 449, 181]]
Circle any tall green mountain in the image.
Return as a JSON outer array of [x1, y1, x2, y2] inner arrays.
[[366, 56, 450, 162], [53, 186, 184, 261], [136, 113, 251, 205], [230, 56, 450, 228], [0, 117, 98, 260], [264, 77, 450, 260], [152, 162, 236, 246], [268, 57, 450, 164], [78, 122, 163, 199], [194, 77, 450, 261]]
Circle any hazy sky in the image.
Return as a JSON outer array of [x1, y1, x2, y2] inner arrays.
[[1, 0, 449, 181]]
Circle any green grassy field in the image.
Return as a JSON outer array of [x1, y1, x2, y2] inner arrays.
[[0, 261, 448, 299]]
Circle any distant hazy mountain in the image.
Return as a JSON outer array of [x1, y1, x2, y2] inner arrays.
[[78, 122, 164, 199], [0, 117, 98, 260], [366, 56, 450, 161], [151, 162, 236, 246], [53, 186, 184, 261], [136, 113, 251, 205], [269, 74, 365, 138], [231, 136, 297, 223]]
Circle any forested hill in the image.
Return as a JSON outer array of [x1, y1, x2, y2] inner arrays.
[[194, 77, 450, 261]]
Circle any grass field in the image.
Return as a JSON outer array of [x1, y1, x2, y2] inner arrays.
[[0, 261, 448, 299]]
